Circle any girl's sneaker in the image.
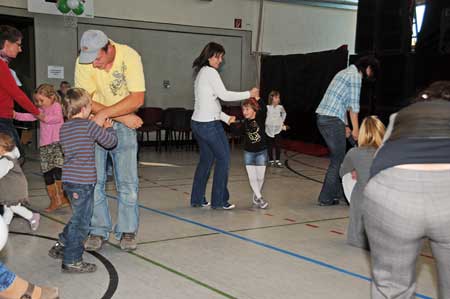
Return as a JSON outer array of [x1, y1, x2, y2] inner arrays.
[[275, 160, 283, 168], [252, 194, 260, 206], [258, 198, 269, 209], [267, 160, 275, 167], [29, 213, 40, 231]]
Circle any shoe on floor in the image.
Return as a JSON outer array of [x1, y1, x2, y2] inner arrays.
[[62, 261, 97, 273], [84, 235, 104, 252], [318, 199, 340, 206], [48, 241, 64, 259], [267, 160, 275, 167], [223, 202, 236, 210], [120, 233, 137, 251], [191, 198, 210, 208], [275, 160, 283, 168], [258, 198, 269, 209], [29, 213, 40, 231]]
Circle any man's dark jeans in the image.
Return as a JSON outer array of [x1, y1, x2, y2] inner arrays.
[[316, 114, 346, 204]]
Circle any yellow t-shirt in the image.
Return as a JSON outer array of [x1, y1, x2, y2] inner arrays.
[[74, 41, 145, 107]]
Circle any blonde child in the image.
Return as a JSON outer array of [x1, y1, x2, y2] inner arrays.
[[0, 133, 40, 230], [48, 88, 117, 273], [265, 91, 287, 167], [339, 116, 385, 249], [14, 83, 69, 212]]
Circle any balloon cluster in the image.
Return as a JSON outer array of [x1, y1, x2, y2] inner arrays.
[[57, 0, 84, 15]]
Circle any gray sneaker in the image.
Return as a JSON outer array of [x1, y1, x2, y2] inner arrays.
[[275, 160, 283, 168], [258, 197, 269, 209], [120, 233, 137, 251], [84, 235, 104, 252], [62, 261, 97, 273]]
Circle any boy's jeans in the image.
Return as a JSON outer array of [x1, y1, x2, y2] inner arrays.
[[0, 263, 15, 291], [60, 182, 94, 265]]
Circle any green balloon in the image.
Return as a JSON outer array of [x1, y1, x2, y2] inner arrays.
[[72, 3, 84, 15], [57, 0, 71, 14]]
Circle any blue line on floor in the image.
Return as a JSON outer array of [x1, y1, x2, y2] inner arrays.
[[106, 195, 432, 299]]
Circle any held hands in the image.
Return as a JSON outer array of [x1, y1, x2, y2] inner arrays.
[[103, 118, 114, 129], [36, 112, 46, 122], [228, 116, 236, 125], [352, 129, 359, 141], [282, 124, 289, 131], [250, 87, 260, 100], [92, 110, 108, 127], [345, 126, 351, 138], [121, 114, 143, 129]]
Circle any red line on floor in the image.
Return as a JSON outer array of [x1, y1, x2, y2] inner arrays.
[[183, 192, 190, 195], [306, 224, 319, 228], [264, 213, 273, 217], [284, 218, 296, 223], [330, 230, 344, 235], [420, 254, 434, 260]]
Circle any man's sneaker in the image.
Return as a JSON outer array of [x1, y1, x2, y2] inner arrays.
[[275, 160, 283, 168], [267, 160, 275, 167], [258, 198, 269, 209], [223, 202, 236, 210], [318, 198, 340, 206], [84, 235, 104, 252], [120, 233, 137, 251], [48, 241, 64, 259], [62, 261, 97, 273], [29, 213, 40, 231]]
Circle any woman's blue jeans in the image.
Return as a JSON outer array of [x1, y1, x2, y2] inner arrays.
[[191, 120, 230, 208]]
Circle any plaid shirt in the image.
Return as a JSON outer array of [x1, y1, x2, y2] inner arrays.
[[316, 65, 362, 124]]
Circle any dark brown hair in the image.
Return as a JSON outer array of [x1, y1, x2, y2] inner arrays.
[[0, 25, 22, 50], [192, 42, 225, 75]]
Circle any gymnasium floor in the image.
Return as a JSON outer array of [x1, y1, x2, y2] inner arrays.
[[3, 147, 438, 299]]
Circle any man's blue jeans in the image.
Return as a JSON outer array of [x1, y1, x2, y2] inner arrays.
[[0, 263, 15, 291], [191, 120, 230, 208], [90, 122, 139, 240], [316, 114, 346, 204], [60, 182, 94, 265]]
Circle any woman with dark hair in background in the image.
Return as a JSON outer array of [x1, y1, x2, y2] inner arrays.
[[0, 25, 42, 153], [364, 81, 450, 298], [190, 42, 259, 210]]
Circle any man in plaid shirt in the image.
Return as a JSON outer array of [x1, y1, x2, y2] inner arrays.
[[316, 56, 380, 206]]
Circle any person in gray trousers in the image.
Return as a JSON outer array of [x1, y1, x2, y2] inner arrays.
[[364, 81, 450, 299]]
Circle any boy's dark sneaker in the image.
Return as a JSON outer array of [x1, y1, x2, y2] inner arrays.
[[62, 261, 97, 273], [48, 241, 64, 259], [120, 233, 137, 251]]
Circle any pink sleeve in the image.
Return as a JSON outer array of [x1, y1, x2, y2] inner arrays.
[[43, 103, 64, 125], [14, 111, 37, 122]]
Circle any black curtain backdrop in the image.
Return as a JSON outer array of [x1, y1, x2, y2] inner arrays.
[[260, 46, 348, 144]]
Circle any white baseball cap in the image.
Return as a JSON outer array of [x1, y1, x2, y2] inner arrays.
[[79, 30, 109, 64]]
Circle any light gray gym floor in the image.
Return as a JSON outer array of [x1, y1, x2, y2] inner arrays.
[[3, 146, 437, 299]]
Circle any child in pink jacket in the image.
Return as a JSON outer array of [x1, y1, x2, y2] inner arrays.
[[14, 84, 69, 212]]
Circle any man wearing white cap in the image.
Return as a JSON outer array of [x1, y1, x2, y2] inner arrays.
[[74, 29, 145, 251]]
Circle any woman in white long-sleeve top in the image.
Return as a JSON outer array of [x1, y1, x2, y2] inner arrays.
[[190, 42, 259, 210]]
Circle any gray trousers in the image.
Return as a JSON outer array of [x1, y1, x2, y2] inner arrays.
[[364, 167, 450, 299]]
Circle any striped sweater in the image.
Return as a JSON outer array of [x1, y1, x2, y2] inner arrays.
[[60, 118, 117, 184]]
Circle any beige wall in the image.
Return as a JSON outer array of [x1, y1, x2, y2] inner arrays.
[[2, 0, 356, 54]]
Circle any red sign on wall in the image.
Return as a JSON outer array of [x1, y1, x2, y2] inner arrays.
[[234, 18, 242, 29]]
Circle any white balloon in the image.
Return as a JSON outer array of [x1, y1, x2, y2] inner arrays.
[[67, 0, 79, 10], [0, 215, 8, 251]]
